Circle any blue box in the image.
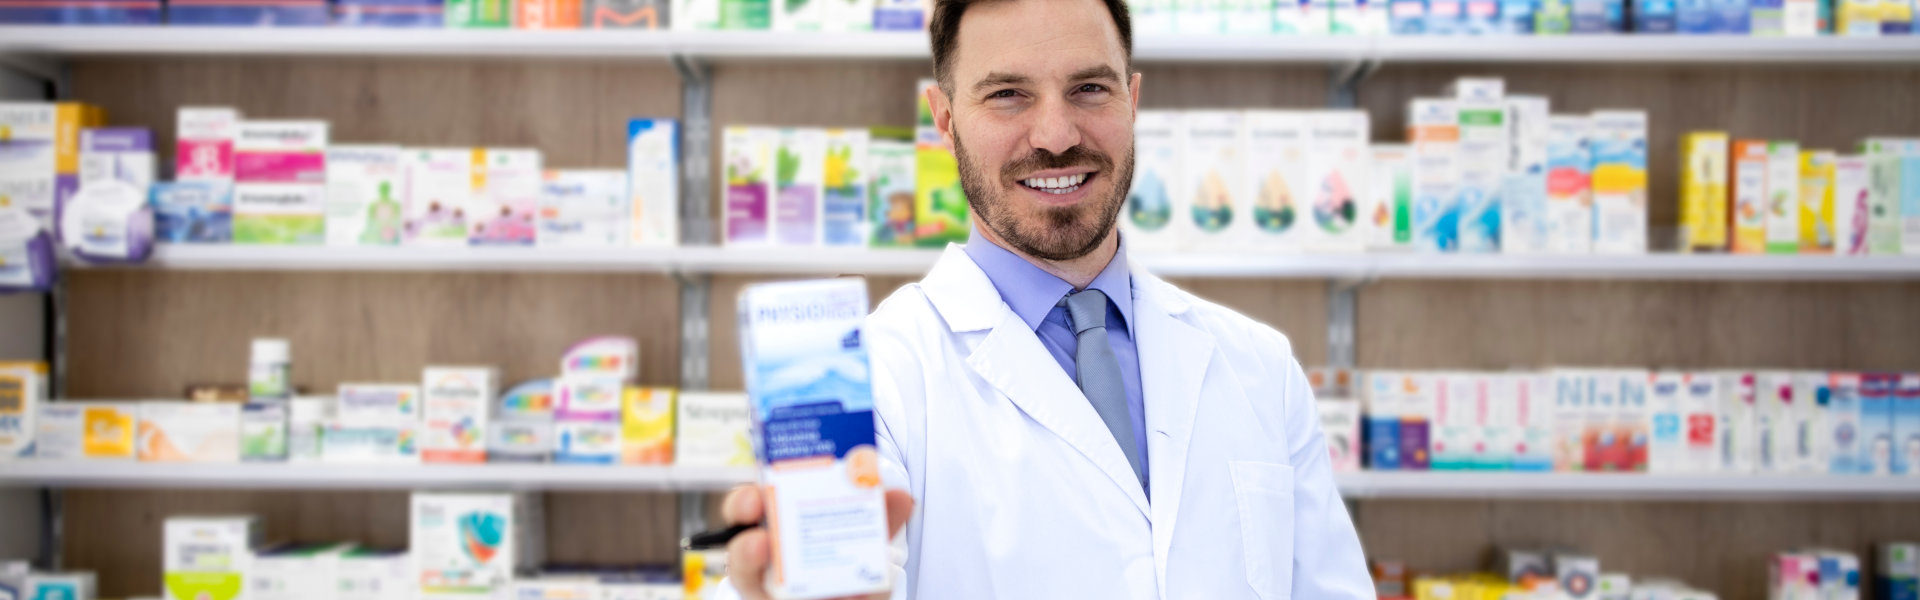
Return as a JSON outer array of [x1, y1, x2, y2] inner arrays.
[[1861, 373, 1898, 475], [151, 181, 233, 244], [1391, 0, 1428, 32], [1464, 0, 1501, 32], [0, 1, 160, 24], [1895, 374, 1920, 476], [1676, 0, 1717, 31], [1635, 0, 1677, 29], [1571, 0, 1612, 30], [1499, 0, 1536, 31], [1749, 0, 1784, 33], [1826, 375, 1861, 474], [1426, 0, 1465, 32], [1713, 0, 1749, 31], [1366, 374, 1401, 470], [167, 2, 330, 24], [334, 0, 443, 25]]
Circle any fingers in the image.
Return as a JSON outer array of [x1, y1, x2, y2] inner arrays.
[[882, 488, 915, 537], [725, 527, 771, 600], [722, 484, 765, 526]]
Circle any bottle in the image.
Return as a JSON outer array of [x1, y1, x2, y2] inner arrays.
[[249, 338, 291, 401]]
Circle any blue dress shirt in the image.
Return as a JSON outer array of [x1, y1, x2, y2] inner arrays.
[[962, 228, 1149, 493]]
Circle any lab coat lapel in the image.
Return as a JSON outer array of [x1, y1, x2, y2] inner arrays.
[[1129, 267, 1214, 592], [920, 245, 1151, 519]]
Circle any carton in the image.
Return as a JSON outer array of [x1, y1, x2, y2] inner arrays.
[[1719, 372, 1758, 474], [538, 170, 629, 248], [403, 149, 477, 247], [1679, 132, 1729, 252], [1409, 99, 1463, 253], [138, 402, 241, 463], [1502, 96, 1551, 255], [287, 396, 331, 463], [1896, 373, 1920, 475], [1798, 150, 1837, 253], [1648, 372, 1686, 473], [1182, 111, 1250, 251], [555, 420, 622, 464], [561, 336, 639, 381], [1365, 372, 1403, 470], [233, 121, 327, 245], [821, 128, 871, 247], [1827, 373, 1863, 474], [1545, 115, 1592, 254], [867, 131, 917, 248], [151, 181, 234, 244], [1400, 372, 1435, 470], [470, 149, 542, 246], [322, 423, 419, 464], [323, 145, 405, 246], [164, 516, 262, 600], [1303, 110, 1371, 253], [1730, 140, 1772, 253], [1831, 155, 1872, 255], [627, 118, 680, 247], [723, 127, 777, 246], [251, 543, 355, 600], [240, 402, 288, 462], [1245, 110, 1312, 251], [675, 391, 753, 468], [337, 548, 410, 600], [0, 362, 46, 458], [487, 419, 553, 463], [737, 278, 890, 599], [772, 128, 826, 247], [1479, 374, 1520, 470], [78, 127, 155, 191], [422, 367, 497, 463], [1318, 399, 1363, 472], [1453, 86, 1511, 253], [0, 103, 100, 230], [913, 79, 969, 248], [24, 573, 95, 600], [176, 107, 239, 184], [1860, 373, 1897, 475], [1588, 111, 1648, 254], [621, 387, 675, 464], [1681, 373, 1719, 473], [1515, 373, 1555, 471], [412, 493, 542, 599], [336, 384, 422, 426], [1433, 373, 1476, 471], [586, 0, 668, 27], [1125, 111, 1186, 252], [1764, 141, 1803, 254], [1367, 145, 1414, 251], [555, 376, 624, 423], [1866, 153, 1903, 255], [1553, 370, 1590, 470]]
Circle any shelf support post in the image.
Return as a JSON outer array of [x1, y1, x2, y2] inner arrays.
[[673, 52, 720, 545], [1327, 277, 1365, 370], [1326, 58, 1379, 110]]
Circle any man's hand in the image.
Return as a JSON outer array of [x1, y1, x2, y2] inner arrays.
[[722, 485, 916, 600]]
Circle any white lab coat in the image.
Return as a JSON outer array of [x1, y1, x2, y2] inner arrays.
[[722, 245, 1372, 600]]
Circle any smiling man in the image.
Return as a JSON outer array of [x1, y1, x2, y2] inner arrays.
[[718, 0, 1372, 598]]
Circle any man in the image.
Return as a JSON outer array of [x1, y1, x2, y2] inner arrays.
[[720, 0, 1372, 597]]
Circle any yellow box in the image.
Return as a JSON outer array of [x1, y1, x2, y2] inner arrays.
[[1798, 150, 1836, 254], [82, 403, 137, 459], [621, 386, 675, 465], [1680, 132, 1730, 252]]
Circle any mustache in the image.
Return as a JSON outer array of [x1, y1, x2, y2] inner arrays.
[[1001, 146, 1113, 180]]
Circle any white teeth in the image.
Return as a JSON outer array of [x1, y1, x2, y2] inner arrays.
[[1022, 174, 1090, 191]]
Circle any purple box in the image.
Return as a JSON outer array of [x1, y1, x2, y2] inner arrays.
[[167, 0, 330, 25], [334, 0, 443, 26], [0, 0, 161, 24]]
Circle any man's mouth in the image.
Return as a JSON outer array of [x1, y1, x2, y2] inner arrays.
[[1019, 172, 1093, 195]]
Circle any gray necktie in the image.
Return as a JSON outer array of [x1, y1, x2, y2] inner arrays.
[[1060, 289, 1146, 489]]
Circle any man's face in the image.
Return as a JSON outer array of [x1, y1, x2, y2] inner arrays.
[[929, 0, 1141, 262]]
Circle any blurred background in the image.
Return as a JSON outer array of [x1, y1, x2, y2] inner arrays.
[[1, 1, 1919, 599]]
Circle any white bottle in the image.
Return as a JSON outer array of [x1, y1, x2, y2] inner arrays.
[[249, 338, 291, 401]]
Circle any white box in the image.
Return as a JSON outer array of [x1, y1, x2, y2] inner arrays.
[[33, 402, 137, 461], [1181, 111, 1250, 251], [322, 423, 419, 464], [1832, 155, 1873, 255], [771, 128, 827, 247], [1648, 371, 1687, 473], [422, 367, 497, 463], [674, 391, 751, 468], [287, 396, 333, 463], [165, 516, 262, 600], [336, 384, 422, 426], [403, 148, 477, 247], [250, 543, 354, 600], [1718, 371, 1759, 474], [1552, 369, 1592, 471], [0, 362, 46, 459], [555, 375, 623, 422], [538, 170, 629, 247], [737, 278, 891, 599], [323, 145, 405, 246], [137, 402, 241, 462], [78, 127, 156, 191], [507, 578, 600, 600], [554, 420, 621, 464], [1409, 99, 1462, 253], [1317, 399, 1362, 472], [1502, 95, 1551, 255], [487, 419, 553, 463], [1434, 373, 1478, 470], [560, 336, 639, 381], [1514, 372, 1555, 471], [1589, 111, 1649, 254], [231, 183, 327, 245], [1454, 93, 1512, 254], [1303, 110, 1371, 253], [1791, 371, 1829, 474], [1545, 115, 1594, 254], [1365, 144, 1413, 252], [1123, 111, 1186, 252], [1244, 110, 1311, 252], [1765, 141, 1804, 253], [25, 573, 95, 600], [1480, 373, 1520, 470], [1616, 370, 1652, 472], [412, 493, 539, 599], [337, 548, 411, 600], [470, 148, 542, 246], [1827, 373, 1863, 474], [240, 401, 288, 462], [1681, 373, 1721, 473], [1756, 370, 1794, 473]]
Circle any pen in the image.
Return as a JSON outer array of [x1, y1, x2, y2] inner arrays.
[[682, 523, 756, 551]]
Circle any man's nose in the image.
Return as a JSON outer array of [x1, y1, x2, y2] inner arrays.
[[1026, 96, 1082, 156]]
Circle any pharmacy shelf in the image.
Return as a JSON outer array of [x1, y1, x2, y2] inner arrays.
[[4, 27, 1920, 63], [1336, 472, 1920, 501], [0, 460, 755, 491], [67, 245, 1920, 280]]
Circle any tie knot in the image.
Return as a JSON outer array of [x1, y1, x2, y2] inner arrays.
[[1059, 288, 1108, 335]]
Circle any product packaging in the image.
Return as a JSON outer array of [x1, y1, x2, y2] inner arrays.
[[404, 148, 477, 246], [0, 362, 46, 459], [621, 386, 675, 464], [628, 118, 680, 247], [324, 145, 406, 246], [1244, 110, 1310, 252], [723, 127, 776, 246], [1545, 115, 1593, 254], [821, 128, 871, 247], [152, 181, 234, 243], [138, 402, 242, 463], [164, 515, 262, 600], [867, 129, 917, 248], [1409, 99, 1462, 253], [1502, 96, 1550, 254], [234, 120, 327, 245], [412, 493, 542, 599], [240, 402, 288, 462], [1679, 131, 1729, 252], [538, 169, 629, 247], [422, 367, 497, 463], [1765, 141, 1804, 254], [1181, 110, 1249, 251], [1125, 111, 1185, 252], [555, 420, 622, 464], [1588, 111, 1648, 254], [1731, 139, 1772, 254], [773, 128, 826, 246]]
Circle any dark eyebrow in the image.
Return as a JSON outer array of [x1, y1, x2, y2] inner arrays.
[[972, 72, 1030, 93], [1068, 65, 1123, 84]]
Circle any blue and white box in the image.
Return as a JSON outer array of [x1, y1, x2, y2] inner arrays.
[[1636, 0, 1679, 29], [1826, 373, 1862, 474], [1427, 0, 1466, 32], [1499, 0, 1537, 31], [554, 420, 620, 464], [167, 0, 330, 26], [1464, 0, 1501, 32], [333, 0, 443, 25], [1409, 99, 1462, 253], [1715, 0, 1751, 31], [1895, 373, 1920, 476], [1502, 95, 1549, 254], [627, 118, 679, 247], [0, 0, 159, 23], [1860, 373, 1897, 475], [1391, 0, 1429, 32], [738, 277, 891, 600], [151, 181, 233, 243], [1366, 371, 1403, 470], [1677, 0, 1718, 30], [1751, 0, 1786, 32], [1450, 79, 1509, 253]]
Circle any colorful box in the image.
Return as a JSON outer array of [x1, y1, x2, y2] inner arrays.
[[1682, 372, 1719, 473], [1832, 155, 1872, 255], [1752, 0, 1787, 32], [0, 102, 96, 230], [422, 367, 497, 463], [1366, 144, 1413, 251], [1365, 372, 1403, 470], [1514, 374, 1555, 471], [868, 129, 917, 248], [1409, 99, 1462, 253], [1764, 141, 1803, 254], [469, 149, 541, 246], [872, 0, 921, 28], [1454, 87, 1510, 254], [1678, 0, 1718, 30], [587, 0, 668, 27], [1637, 0, 1679, 29], [621, 386, 674, 464], [0, 362, 46, 459], [738, 278, 891, 599], [336, 384, 422, 425], [1400, 373, 1435, 471], [1827, 372, 1863, 474], [1545, 115, 1592, 254], [722, 127, 776, 246], [1244, 110, 1311, 252], [487, 419, 552, 463], [324, 145, 405, 246], [447, 0, 511, 26], [177, 107, 240, 184], [517, 0, 580, 27], [412, 493, 539, 598], [1393, 0, 1430, 32], [627, 118, 679, 247], [1895, 373, 1920, 476], [137, 402, 241, 463], [40, 401, 135, 461], [1717, 0, 1752, 30], [1859, 373, 1896, 475], [1648, 372, 1686, 473], [153, 181, 234, 243], [537, 169, 627, 247], [1319, 398, 1362, 472], [240, 402, 288, 462], [821, 128, 871, 247], [913, 83, 969, 249], [78, 127, 155, 192], [404, 148, 476, 246], [1181, 110, 1249, 251], [1799, 150, 1837, 253], [234, 121, 327, 245], [772, 127, 826, 246], [561, 336, 638, 380], [1679, 131, 1729, 252], [1755, 371, 1792, 472], [554, 420, 621, 464], [1124, 111, 1184, 252], [1730, 140, 1772, 254], [1433, 374, 1476, 471], [164, 516, 261, 600], [1835, 0, 1879, 32], [1428, 0, 1466, 32], [1588, 111, 1647, 254], [555, 376, 624, 422]]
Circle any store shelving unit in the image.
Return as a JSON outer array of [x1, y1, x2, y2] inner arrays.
[[5, 461, 1916, 501]]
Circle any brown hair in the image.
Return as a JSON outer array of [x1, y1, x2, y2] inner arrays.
[[928, 0, 1134, 95]]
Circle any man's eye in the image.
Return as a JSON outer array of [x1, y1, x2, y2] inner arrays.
[[987, 89, 1019, 99], [1076, 84, 1108, 94]]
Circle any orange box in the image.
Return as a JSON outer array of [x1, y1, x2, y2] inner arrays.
[[1729, 139, 1771, 254], [515, 0, 580, 28]]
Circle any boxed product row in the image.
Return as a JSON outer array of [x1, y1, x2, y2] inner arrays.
[[0, 563, 98, 600], [1310, 367, 1920, 475], [0, 0, 931, 30], [0, 338, 755, 467], [1372, 548, 1725, 600], [1679, 134, 1920, 255], [1134, 0, 1918, 35]]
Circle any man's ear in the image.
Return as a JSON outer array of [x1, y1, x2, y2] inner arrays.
[[926, 82, 956, 152], [1129, 71, 1143, 118]]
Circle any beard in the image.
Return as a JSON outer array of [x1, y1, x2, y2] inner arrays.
[[953, 130, 1134, 262]]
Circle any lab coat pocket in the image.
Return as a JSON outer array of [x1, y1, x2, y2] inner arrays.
[[1231, 460, 1295, 600]]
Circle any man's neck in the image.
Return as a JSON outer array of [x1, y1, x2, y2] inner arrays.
[[974, 222, 1120, 290]]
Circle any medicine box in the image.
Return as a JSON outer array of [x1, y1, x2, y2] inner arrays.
[[1545, 115, 1592, 254], [288, 396, 331, 463], [561, 336, 639, 381], [1585, 371, 1621, 471], [773, 127, 825, 247], [1790, 372, 1828, 473], [251, 543, 354, 600], [1648, 372, 1686, 473], [1860, 372, 1897, 475], [1826, 373, 1863, 474], [0, 102, 97, 229], [1764, 141, 1803, 254], [1681, 373, 1720, 473], [33, 403, 84, 460], [337, 384, 421, 426], [1367, 144, 1414, 251], [1679, 131, 1729, 252], [1433, 373, 1477, 471], [556, 376, 623, 422], [1479, 374, 1519, 470], [24, 573, 95, 600], [1588, 111, 1648, 254], [497, 379, 555, 421], [1799, 151, 1836, 253], [324, 145, 405, 246], [738, 277, 891, 599], [1304, 110, 1371, 253], [1243, 110, 1311, 252], [538, 169, 629, 248], [471, 149, 542, 246], [164, 516, 262, 600], [322, 423, 419, 464], [1400, 372, 1435, 471], [337, 548, 411, 600], [867, 131, 917, 248], [1719, 372, 1759, 474], [138, 402, 240, 463], [447, 0, 510, 26], [1555, 553, 1601, 600], [488, 419, 553, 463], [232, 182, 325, 246], [41, 401, 135, 460], [1180, 111, 1249, 251], [1730, 140, 1772, 254], [1881, 544, 1919, 600], [1318, 399, 1363, 472], [722, 127, 776, 246], [506, 578, 600, 600], [1515, 373, 1555, 471], [78, 127, 154, 192], [1365, 372, 1403, 470], [585, 0, 669, 28], [177, 107, 239, 183], [1409, 99, 1462, 253], [1553, 370, 1591, 470], [1502, 96, 1550, 255], [1895, 373, 1920, 476], [0, 361, 46, 458], [404, 148, 477, 247], [1866, 154, 1902, 255], [518, 0, 581, 28], [240, 402, 288, 462], [554, 420, 621, 464], [621, 386, 674, 465], [1832, 155, 1872, 255], [1124, 111, 1185, 252], [1452, 86, 1510, 254], [335, 0, 444, 25], [413, 493, 541, 598], [235, 120, 326, 185], [152, 182, 234, 244], [820, 128, 870, 247], [422, 367, 497, 463]]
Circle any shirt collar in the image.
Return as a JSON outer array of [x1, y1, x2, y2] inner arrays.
[[961, 226, 1134, 334]]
